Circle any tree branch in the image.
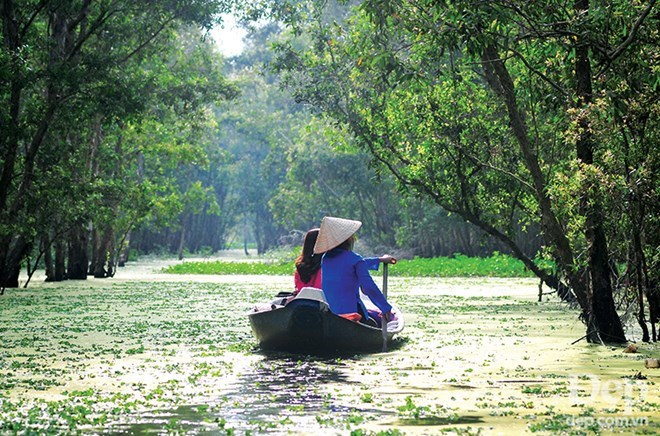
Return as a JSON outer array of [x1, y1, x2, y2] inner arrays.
[[608, 0, 657, 61], [597, 0, 657, 75], [67, 0, 93, 34], [504, 43, 571, 98], [120, 18, 175, 64], [68, 7, 117, 61], [20, 0, 48, 39]]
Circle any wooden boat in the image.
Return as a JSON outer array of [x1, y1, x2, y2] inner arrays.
[[248, 287, 404, 354]]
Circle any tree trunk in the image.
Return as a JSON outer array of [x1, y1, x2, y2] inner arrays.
[[573, 0, 626, 343], [479, 37, 627, 338], [648, 282, 659, 342], [106, 230, 116, 277], [44, 235, 55, 282], [0, 234, 27, 289], [1, 263, 20, 290], [243, 213, 250, 256], [92, 226, 105, 278], [67, 225, 88, 280], [45, 234, 66, 282], [0, 0, 23, 214], [0, 2, 55, 290], [621, 114, 655, 342], [255, 212, 264, 255], [93, 224, 114, 278], [54, 238, 66, 281], [118, 231, 130, 267], [88, 228, 97, 275], [177, 222, 187, 261], [480, 43, 588, 309]]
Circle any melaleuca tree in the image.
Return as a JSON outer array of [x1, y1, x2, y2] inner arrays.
[[268, 116, 405, 249], [225, 22, 405, 251], [0, 0, 238, 289], [85, 26, 237, 273], [268, 0, 659, 343], [215, 70, 289, 255]]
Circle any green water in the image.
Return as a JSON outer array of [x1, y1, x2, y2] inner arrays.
[[1, 261, 658, 434]]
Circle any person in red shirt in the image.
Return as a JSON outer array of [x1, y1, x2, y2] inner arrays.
[[293, 228, 323, 293]]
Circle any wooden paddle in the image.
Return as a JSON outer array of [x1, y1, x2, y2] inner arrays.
[[381, 262, 389, 352]]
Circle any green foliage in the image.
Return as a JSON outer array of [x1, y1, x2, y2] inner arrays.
[[268, 0, 659, 339], [0, 0, 241, 285], [223, 24, 518, 257], [162, 252, 547, 278], [393, 253, 546, 278], [270, 1, 549, 263], [164, 260, 294, 275]]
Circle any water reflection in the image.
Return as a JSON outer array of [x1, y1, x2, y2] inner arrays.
[[216, 353, 353, 426], [107, 353, 385, 434]]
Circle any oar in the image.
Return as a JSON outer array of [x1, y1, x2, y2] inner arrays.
[[381, 262, 389, 352]]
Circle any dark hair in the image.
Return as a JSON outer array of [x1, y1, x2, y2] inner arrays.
[[295, 228, 322, 283]]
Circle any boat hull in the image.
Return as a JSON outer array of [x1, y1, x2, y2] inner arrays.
[[248, 304, 396, 353]]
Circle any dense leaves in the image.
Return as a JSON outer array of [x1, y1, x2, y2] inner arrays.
[[268, 0, 659, 342], [0, 0, 239, 287]]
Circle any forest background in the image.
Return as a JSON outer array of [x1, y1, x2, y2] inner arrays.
[[0, 0, 658, 343]]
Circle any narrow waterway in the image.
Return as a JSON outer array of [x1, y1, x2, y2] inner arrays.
[[1, 257, 658, 434]]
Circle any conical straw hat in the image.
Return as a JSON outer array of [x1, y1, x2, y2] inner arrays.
[[313, 216, 362, 254]]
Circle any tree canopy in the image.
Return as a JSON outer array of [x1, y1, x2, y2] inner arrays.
[[0, 0, 238, 286], [267, 0, 659, 343]]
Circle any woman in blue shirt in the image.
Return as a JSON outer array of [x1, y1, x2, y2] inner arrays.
[[313, 216, 396, 323]]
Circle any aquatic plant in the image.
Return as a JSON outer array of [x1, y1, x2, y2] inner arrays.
[[163, 252, 549, 278]]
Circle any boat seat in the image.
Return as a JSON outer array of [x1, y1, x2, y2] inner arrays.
[[286, 287, 329, 312]]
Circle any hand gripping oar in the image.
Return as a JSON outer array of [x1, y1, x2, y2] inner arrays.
[[381, 262, 389, 352]]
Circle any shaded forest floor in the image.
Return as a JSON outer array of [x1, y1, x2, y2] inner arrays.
[[1, 258, 659, 434]]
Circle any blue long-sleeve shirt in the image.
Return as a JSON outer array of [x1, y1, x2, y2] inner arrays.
[[321, 248, 392, 318]]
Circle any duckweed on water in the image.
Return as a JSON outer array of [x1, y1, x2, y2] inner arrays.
[[1, 263, 659, 434]]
